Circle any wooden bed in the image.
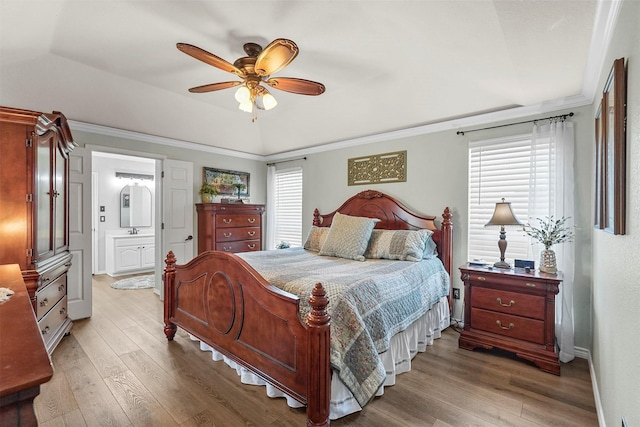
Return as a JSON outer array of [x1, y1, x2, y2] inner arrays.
[[163, 190, 453, 426]]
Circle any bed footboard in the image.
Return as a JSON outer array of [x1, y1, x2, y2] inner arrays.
[[164, 251, 330, 427]]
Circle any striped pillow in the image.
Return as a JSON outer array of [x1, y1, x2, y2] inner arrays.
[[365, 229, 434, 262], [319, 213, 379, 261]]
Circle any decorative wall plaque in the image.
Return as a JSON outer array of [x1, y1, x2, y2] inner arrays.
[[348, 150, 407, 186]]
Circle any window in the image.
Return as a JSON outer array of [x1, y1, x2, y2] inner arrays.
[[468, 133, 554, 264], [273, 167, 303, 247]]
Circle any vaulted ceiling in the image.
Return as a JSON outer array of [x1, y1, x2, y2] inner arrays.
[[1, 1, 608, 158]]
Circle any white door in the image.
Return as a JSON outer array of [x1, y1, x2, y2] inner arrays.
[[68, 146, 92, 319], [160, 159, 194, 297]]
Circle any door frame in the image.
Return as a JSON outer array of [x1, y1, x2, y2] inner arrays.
[[86, 145, 166, 286]]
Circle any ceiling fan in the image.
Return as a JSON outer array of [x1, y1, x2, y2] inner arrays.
[[177, 38, 325, 121]]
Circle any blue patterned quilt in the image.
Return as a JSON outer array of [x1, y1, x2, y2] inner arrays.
[[238, 247, 450, 407]]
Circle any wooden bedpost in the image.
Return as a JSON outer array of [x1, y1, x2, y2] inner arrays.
[[441, 207, 454, 310], [306, 283, 330, 427], [163, 251, 177, 341]]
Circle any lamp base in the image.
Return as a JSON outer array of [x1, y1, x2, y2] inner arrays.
[[493, 260, 511, 269]]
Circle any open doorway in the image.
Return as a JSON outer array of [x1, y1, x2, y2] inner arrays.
[[91, 152, 157, 277]]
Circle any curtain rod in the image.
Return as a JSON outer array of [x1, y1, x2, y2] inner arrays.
[[266, 156, 307, 166], [456, 112, 574, 136]]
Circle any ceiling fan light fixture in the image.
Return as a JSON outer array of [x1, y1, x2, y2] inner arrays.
[[262, 91, 278, 110], [234, 85, 251, 103], [238, 100, 253, 113]]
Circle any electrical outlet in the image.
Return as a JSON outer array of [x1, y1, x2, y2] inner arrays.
[[453, 288, 461, 300]]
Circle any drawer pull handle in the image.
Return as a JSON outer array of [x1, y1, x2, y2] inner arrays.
[[40, 298, 49, 307], [60, 307, 67, 315], [496, 298, 515, 307], [477, 276, 486, 281], [247, 244, 256, 249], [58, 285, 64, 292], [247, 231, 256, 237], [525, 282, 536, 287], [496, 320, 515, 330], [223, 232, 232, 237], [42, 326, 50, 335], [223, 218, 232, 224], [223, 246, 232, 252], [247, 218, 256, 224]]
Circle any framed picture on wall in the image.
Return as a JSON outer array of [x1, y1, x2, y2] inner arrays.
[[594, 100, 604, 229], [598, 57, 626, 235], [203, 167, 250, 199]]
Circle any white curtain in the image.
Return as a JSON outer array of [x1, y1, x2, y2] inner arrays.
[[265, 164, 276, 251], [530, 119, 575, 363]]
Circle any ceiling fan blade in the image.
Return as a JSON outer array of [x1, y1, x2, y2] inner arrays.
[[265, 77, 326, 96], [188, 81, 242, 93], [255, 39, 299, 76], [177, 43, 245, 77]]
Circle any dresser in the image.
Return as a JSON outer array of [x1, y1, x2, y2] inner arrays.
[[458, 264, 562, 375], [0, 264, 54, 426], [0, 106, 76, 354], [196, 203, 265, 254]]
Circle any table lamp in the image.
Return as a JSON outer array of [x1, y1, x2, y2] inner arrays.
[[485, 198, 522, 269]]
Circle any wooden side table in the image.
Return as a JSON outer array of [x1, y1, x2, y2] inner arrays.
[[458, 264, 562, 375]]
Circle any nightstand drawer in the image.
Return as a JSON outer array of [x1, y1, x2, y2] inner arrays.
[[471, 287, 544, 320], [471, 307, 545, 344]]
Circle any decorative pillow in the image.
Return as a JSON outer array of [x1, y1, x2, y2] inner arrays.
[[303, 226, 330, 252], [319, 212, 379, 261], [365, 229, 434, 262]]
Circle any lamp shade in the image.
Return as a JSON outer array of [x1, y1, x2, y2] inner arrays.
[[485, 198, 522, 227]]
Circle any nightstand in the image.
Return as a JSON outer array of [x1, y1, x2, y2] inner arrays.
[[458, 264, 562, 375]]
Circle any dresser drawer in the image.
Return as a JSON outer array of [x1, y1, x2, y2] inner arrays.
[[35, 274, 67, 320], [471, 307, 545, 344], [216, 226, 261, 242], [216, 240, 261, 253], [215, 214, 261, 228], [471, 286, 544, 320], [38, 296, 68, 347]]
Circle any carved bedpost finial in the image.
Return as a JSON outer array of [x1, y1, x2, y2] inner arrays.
[[313, 208, 321, 226], [442, 207, 452, 227], [307, 283, 330, 327], [165, 251, 176, 272]]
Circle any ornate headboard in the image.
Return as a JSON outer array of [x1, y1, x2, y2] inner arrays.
[[312, 190, 453, 278]]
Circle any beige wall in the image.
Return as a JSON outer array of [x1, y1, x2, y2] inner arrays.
[[591, 0, 640, 426]]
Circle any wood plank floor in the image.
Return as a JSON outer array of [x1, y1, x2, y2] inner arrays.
[[34, 274, 598, 426]]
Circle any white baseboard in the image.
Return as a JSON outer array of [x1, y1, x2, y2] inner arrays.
[[574, 346, 605, 427]]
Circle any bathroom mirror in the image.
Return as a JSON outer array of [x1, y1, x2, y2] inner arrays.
[[120, 184, 152, 227]]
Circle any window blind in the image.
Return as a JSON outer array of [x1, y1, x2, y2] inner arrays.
[[274, 167, 303, 247], [468, 134, 552, 264]]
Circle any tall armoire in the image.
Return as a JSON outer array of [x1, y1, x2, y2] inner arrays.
[[0, 106, 76, 353]]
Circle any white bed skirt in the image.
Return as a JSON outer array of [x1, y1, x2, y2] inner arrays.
[[190, 296, 450, 420]]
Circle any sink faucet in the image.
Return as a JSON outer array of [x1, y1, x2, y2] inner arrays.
[[129, 227, 139, 235]]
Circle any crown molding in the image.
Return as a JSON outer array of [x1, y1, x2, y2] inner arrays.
[[68, 120, 264, 161]]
